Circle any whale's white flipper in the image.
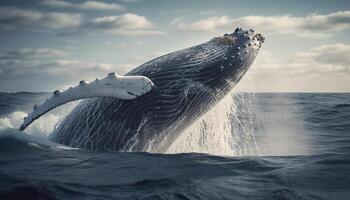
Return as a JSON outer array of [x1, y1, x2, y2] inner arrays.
[[19, 72, 154, 131]]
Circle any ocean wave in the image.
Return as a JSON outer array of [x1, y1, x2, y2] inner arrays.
[[0, 128, 74, 152], [333, 103, 350, 109], [0, 181, 58, 200], [0, 92, 349, 199]]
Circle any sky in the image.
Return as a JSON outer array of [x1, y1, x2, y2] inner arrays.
[[0, 0, 349, 92]]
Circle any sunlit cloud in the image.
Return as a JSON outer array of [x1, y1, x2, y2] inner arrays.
[[85, 14, 153, 30], [120, 0, 143, 2], [0, 58, 117, 77], [254, 43, 350, 75], [40, 0, 125, 11], [173, 11, 350, 38], [0, 48, 67, 60], [0, 57, 121, 91], [0, 6, 164, 35], [236, 44, 350, 92], [0, 6, 82, 31], [77, 13, 165, 35]]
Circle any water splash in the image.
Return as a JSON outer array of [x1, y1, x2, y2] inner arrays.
[[166, 91, 260, 156], [0, 111, 58, 136], [253, 93, 311, 156], [0, 101, 79, 137]]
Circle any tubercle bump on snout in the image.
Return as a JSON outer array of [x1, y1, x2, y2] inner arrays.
[[254, 33, 265, 43], [233, 27, 264, 43]]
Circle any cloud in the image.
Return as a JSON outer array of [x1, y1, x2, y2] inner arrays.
[[301, 44, 350, 66], [0, 46, 150, 92], [37, 60, 116, 75], [234, 44, 350, 92], [0, 6, 82, 31], [40, 0, 125, 11], [0, 7, 162, 35], [9, 59, 121, 91], [120, 0, 143, 2], [0, 58, 116, 77], [173, 11, 350, 38], [0, 48, 114, 75], [254, 44, 350, 75], [79, 13, 165, 35], [0, 48, 66, 60], [0, 57, 120, 91], [84, 14, 153, 30]]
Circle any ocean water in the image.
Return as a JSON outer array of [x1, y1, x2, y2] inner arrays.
[[0, 92, 349, 199]]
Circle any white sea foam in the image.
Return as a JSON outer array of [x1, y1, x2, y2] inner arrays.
[[0, 111, 59, 137], [254, 94, 311, 156], [167, 76, 310, 156], [0, 101, 79, 150], [166, 89, 260, 156]]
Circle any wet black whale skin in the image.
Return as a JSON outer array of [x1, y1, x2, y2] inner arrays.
[[52, 29, 262, 152]]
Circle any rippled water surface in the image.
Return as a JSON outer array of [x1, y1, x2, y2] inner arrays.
[[0, 92, 349, 199]]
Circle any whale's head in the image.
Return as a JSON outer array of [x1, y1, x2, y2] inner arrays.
[[208, 27, 264, 92], [230, 27, 265, 50]]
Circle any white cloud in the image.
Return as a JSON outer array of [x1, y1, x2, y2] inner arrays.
[[173, 11, 350, 38], [81, 13, 165, 35], [0, 58, 116, 77], [255, 44, 350, 75], [0, 57, 120, 91], [0, 48, 116, 78], [40, 12, 82, 29], [239, 44, 350, 92], [37, 60, 116, 74], [120, 0, 143, 2], [0, 48, 66, 60], [0, 6, 82, 31], [40, 0, 71, 8], [85, 14, 153, 30], [0, 6, 163, 35], [303, 44, 350, 66], [40, 0, 125, 11]]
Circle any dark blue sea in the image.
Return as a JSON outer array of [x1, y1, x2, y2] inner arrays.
[[0, 92, 349, 200]]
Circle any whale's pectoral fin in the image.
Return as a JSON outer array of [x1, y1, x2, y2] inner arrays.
[[19, 72, 154, 131]]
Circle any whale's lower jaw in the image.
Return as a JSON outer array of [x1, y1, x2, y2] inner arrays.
[[52, 28, 263, 152]]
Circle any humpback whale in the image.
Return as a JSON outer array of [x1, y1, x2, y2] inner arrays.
[[20, 28, 264, 152]]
